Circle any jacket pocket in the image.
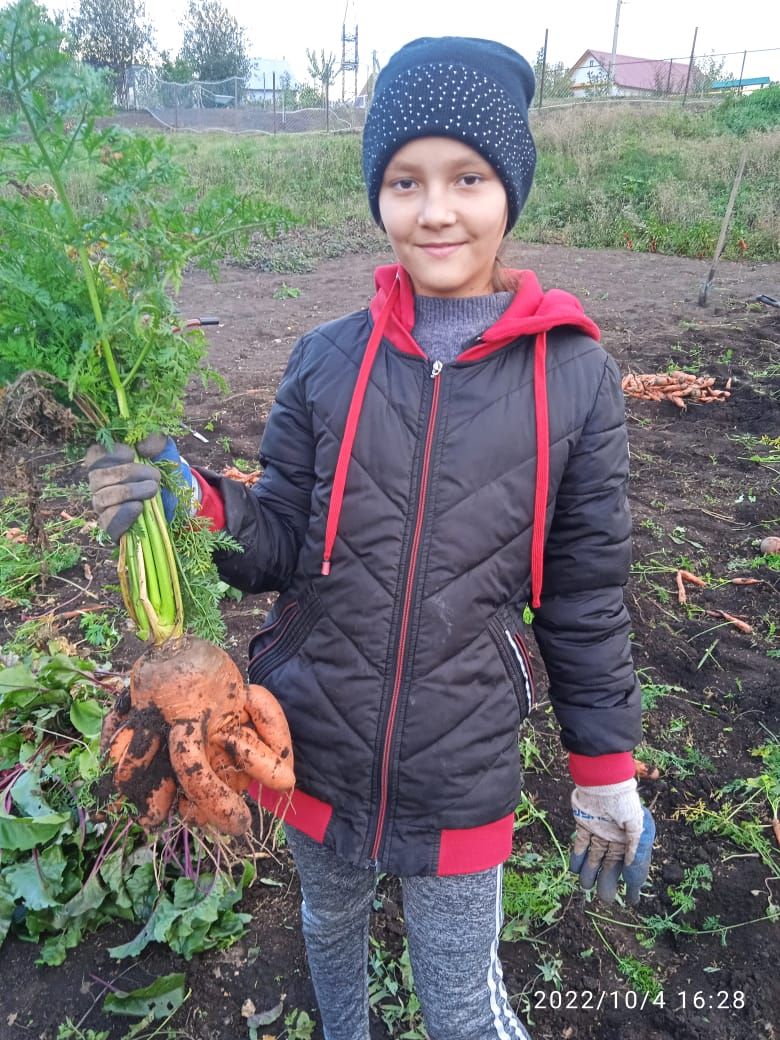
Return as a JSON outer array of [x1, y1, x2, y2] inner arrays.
[[248, 584, 324, 686], [487, 607, 536, 722]]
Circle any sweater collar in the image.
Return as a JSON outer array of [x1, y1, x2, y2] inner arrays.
[[369, 263, 600, 358]]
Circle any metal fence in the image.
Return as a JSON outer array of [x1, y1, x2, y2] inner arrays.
[[124, 70, 366, 134], [534, 45, 779, 108], [122, 46, 778, 133]]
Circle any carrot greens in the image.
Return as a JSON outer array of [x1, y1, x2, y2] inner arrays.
[[0, 0, 292, 644]]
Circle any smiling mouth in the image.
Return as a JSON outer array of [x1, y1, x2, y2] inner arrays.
[[417, 242, 466, 257]]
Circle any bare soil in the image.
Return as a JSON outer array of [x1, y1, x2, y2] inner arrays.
[[1, 242, 779, 1040]]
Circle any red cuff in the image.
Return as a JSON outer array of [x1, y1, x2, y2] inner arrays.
[[568, 751, 636, 786], [193, 470, 226, 531]]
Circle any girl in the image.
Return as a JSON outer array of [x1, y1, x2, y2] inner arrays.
[[88, 36, 654, 1040]]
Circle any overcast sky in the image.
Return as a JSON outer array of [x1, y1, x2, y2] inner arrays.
[[51, 0, 780, 83]]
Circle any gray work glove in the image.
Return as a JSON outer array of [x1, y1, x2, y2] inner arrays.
[[569, 778, 655, 904], [85, 434, 199, 542]]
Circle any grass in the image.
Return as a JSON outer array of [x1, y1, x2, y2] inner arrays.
[[31, 92, 779, 265]]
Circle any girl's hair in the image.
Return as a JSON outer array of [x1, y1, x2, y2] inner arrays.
[[492, 257, 519, 293]]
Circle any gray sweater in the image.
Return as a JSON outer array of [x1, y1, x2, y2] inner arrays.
[[412, 292, 513, 363]]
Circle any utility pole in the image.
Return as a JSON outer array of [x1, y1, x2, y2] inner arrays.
[[608, 0, 622, 94], [683, 25, 698, 105]]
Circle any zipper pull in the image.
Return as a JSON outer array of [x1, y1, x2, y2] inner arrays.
[[431, 360, 443, 378]]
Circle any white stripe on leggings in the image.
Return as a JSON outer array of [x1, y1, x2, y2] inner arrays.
[[486, 867, 531, 1040]]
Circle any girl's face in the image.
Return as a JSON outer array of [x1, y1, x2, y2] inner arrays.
[[378, 137, 509, 298]]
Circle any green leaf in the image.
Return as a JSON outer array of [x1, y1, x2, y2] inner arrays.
[[3, 844, 67, 909], [0, 809, 70, 851], [37, 917, 88, 966], [69, 698, 104, 739], [76, 747, 101, 781], [50, 873, 107, 926], [0, 877, 15, 946], [9, 767, 54, 817], [103, 973, 186, 1019]]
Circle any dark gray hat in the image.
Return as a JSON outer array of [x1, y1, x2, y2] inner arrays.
[[363, 36, 537, 231]]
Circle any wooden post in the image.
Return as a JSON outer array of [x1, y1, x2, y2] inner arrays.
[[738, 50, 747, 93], [272, 72, 277, 134], [683, 26, 698, 105], [325, 79, 330, 132], [538, 29, 548, 109], [608, 0, 622, 91]]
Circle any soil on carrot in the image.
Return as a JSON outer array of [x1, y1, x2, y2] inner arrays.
[[1, 242, 779, 1040]]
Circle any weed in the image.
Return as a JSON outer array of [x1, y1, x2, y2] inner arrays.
[[636, 744, 715, 779], [518, 731, 553, 773], [639, 517, 665, 541], [231, 457, 257, 473], [535, 952, 564, 987], [79, 610, 121, 652], [282, 1009, 316, 1040], [368, 938, 427, 1039], [0, 496, 83, 606], [676, 741, 780, 873], [57, 1023, 110, 1040], [502, 795, 577, 941], [272, 282, 302, 299], [639, 680, 686, 710], [588, 917, 663, 997]]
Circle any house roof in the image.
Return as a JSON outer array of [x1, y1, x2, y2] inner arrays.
[[572, 49, 692, 91]]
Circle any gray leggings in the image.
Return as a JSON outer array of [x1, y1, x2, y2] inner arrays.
[[284, 827, 532, 1040]]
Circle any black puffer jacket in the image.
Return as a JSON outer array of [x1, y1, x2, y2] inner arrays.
[[200, 265, 641, 876]]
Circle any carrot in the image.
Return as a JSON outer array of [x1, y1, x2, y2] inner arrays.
[[246, 684, 294, 765], [217, 725, 295, 793], [99, 705, 129, 755], [634, 758, 660, 781], [130, 636, 246, 725], [706, 610, 753, 634], [209, 743, 251, 794], [168, 719, 252, 835], [139, 774, 177, 828], [101, 638, 297, 834], [773, 816, 780, 849], [113, 731, 161, 788], [678, 569, 707, 587], [676, 570, 687, 605], [730, 577, 760, 586]]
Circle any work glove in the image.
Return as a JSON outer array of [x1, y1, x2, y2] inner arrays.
[[569, 778, 655, 905], [85, 434, 199, 542]]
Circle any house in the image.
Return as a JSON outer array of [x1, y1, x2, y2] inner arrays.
[[245, 58, 299, 102], [569, 49, 694, 97]]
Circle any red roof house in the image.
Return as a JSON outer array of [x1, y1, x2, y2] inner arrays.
[[570, 49, 695, 96]]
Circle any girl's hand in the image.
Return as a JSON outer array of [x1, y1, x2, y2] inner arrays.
[[85, 435, 199, 541], [569, 780, 655, 904]]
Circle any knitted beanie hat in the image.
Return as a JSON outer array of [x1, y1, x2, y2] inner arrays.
[[363, 36, 537, 231]]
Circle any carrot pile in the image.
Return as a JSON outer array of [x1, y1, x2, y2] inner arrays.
[[622, 371, 731, 409], [101, 637, 295, 835]]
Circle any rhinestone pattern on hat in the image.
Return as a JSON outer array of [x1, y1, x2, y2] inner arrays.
[[363, 62, 537, 229]]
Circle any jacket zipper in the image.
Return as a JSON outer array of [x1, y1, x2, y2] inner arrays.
[[370, 359, 443, 861], [247, 601, 299, 669]]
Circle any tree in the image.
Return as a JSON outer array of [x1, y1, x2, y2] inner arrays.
[[179, 0, 250, 83], [69, 0, 155, 106], [159, 50, 196, 84], [306, 48, 337, 108], [533, 48, 573, 103]]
